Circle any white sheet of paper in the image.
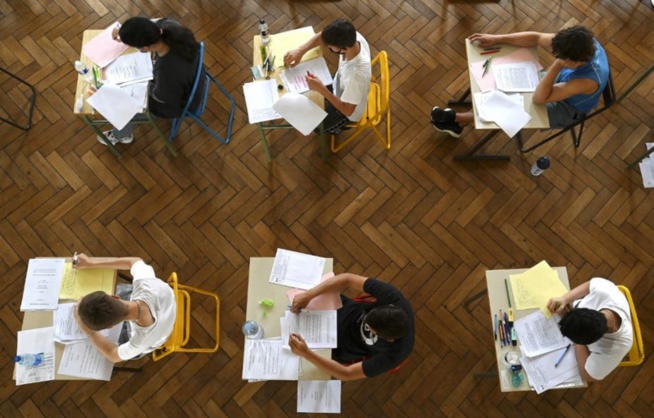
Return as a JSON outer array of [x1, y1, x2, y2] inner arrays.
[[243, 79, 282, 123], [280, 57, 333, 94], [20, 258, 65, 311], [473, 91, 524, 123], [269, 249, 326, 290], [297, 380, 341, 414], [15, 327, 55, 385], [521, 348, 583, 394], [120, 81, 149, 111], [272, 93, 327, 136], [242, 339, 299, 380], [103, 52, 153, 86], [483, 90, 531, 138], [492, 62, 540, 92], [281, 310, 337, 349], [87, 84, 142, 130], [53, 303, 114, 344], [638, 143, 654, 188], [57, 322, 121, 380], [513, 311, 569, 357]]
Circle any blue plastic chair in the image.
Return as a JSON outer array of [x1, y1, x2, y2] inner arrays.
[[168, 42, 235, 144]]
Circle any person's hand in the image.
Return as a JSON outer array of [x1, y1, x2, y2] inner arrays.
[[468, 33, 500, 48], [289, 333, 310, 357], [550, 58, 567, 70], [112, 25, 122, 42], [547, 296, 571, 315], [290, 292, 311, 314], [306, 74, 326, 93], [284, 49, 304, 67], [73, 253, 92, 269]]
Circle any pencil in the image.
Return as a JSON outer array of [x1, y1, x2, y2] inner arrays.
[[480, 49, 501, 55]]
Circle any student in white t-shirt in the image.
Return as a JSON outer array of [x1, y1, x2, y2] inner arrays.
[[284, 19, 371, 134], [74, 254, 176, 362], [547, 278, 632, 381]]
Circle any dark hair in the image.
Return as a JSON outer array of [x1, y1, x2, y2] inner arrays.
[[119, 17, 200, 62], [558, 307, 607, 345], [364, 305, 409, 340], [321, 19, 357, 49], [551, 25, 596, 62], [78, 291, 129, 331]]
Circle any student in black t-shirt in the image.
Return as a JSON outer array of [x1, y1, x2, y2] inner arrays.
[[289, 273, 414, 380], [98, 17, 203, 146]]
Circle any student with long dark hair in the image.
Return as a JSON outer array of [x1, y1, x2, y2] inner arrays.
[[99, 17, 203, 145]]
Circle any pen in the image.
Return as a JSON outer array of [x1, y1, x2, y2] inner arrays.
[[306, 71, 315, 78], [503, 311, 511, 346], [287, 305, 311, 313], [554, 344, 571, 368], [499, 310, 505, 346], [73, 252, 78, 266], [480, 49, 501, 55], [504, 278, 511, 308], [493, 314, 498, 341], [482, 56, 493, 77], [483, 46, 502, 51]]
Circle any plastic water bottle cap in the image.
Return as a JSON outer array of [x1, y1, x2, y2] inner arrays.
[[536, 157, 550, 170]]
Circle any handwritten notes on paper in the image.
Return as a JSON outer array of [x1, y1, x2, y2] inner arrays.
[[20, 258, 66, 311], [103, 52, 153, 86], [509, 261, 567, 318], [297, 380, 341, 413], [59, 263, 115, 300], [281, 310, 338, 349], [269, 249, 326, 290], [242, 339, 299, 381], [15, 327, 56, 385]]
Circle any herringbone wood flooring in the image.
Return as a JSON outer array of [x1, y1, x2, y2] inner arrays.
[[1, 0, 653, 416]]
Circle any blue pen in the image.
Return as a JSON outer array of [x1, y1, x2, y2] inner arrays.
[[494, 314, 498, 341], [554, 344, 571, 368], [503, 311, 510, 346]]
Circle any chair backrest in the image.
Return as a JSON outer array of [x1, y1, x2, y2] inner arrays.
[[180, 41, 208, 119], [617, 285, 645, 367], [602, 70, 616, 109], [152, 272, 190, 361], [358, 50, 390, 127]]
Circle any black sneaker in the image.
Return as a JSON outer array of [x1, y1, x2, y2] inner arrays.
[[431, 120, 463, 138], [431, 106, 456, 123]]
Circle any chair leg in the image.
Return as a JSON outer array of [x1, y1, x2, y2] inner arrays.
[[573, 119, 585, 147], [0, 67, 37, 131]]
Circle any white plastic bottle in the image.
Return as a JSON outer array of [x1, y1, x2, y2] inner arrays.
[[258, 19, 270, 46], [15, 353, 45, 367], [242, 320, 264, 339], [530, 156, 550, 176], [74, 60, 94, 85]]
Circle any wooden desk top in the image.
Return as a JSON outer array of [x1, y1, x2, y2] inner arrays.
[[465, 39, 550, 130]]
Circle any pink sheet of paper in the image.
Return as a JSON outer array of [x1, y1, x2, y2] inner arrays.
[[470, 48, 543, 92], [83, 22, 129, 68], [287, 272, 343, 310]]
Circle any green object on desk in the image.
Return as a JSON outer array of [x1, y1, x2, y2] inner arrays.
[[504, 278, 511, 308]]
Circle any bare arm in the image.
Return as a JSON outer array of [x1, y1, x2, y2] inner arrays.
[[547, 280, 591, 314], [305, 76, 356, 116], [283, 32, 323, 67], [289, 334, 367, 381], [573, 344, 597, 382], [74, 306, 123, 363], [469, 31, 554, 49], [74, 253, 142, 271], [291, 273, 367, 313], [532, 59, 599, 104]]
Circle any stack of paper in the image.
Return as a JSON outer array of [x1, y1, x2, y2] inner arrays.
[[269, 249, 326, 290], [280, 58, 333, 94], [297, 380, 341, 414], [58, 322, 121, 380], [243, 79, 282, 124], [492, 62, 540, 92], [269, 27, 321, 68], [103, 52, 153, 86], [509, 260, 567, 318], [280, 310, 337, 349], [472, 90, 531, 138], [20, 258, 66, 311], [59, 263, 115, 299], [82, 22, 129, 68], [15, 327, 56, 385], [87, 83, 144, 130], [514, 311, 583, 393], [242, 338, 300, 380]]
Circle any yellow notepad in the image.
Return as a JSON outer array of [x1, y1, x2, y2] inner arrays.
[[270, 27, 321, 68], [59, 263, 115, 299], [509, 261, 567, 318]]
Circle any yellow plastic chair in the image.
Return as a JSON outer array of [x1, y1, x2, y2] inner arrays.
[[617, 285, 644, 366], [152, 272, 220, 361], [331, 50, 391, 153]]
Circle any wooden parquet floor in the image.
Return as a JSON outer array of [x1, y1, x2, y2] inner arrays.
[[1, 0, 653, 416]]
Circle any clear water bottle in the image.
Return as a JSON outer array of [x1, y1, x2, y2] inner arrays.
[[74, 60, 94, 84], [259, 19, 270, 46], [530, 156, 550, 176], [15, 353, 45, 367], [242, 320, 264, 339]]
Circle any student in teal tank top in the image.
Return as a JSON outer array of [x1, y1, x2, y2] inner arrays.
[[431, 25, 609, 137]]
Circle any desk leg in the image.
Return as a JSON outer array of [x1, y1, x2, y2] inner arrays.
[[454, 130, 510, 161], [318, 122, 327, 160], [257, 123, 272, 162], [447, 88, 472, 107], [83, 115, 121, 158], [146, 112, 178, 157], [627, 146, 654, 169]]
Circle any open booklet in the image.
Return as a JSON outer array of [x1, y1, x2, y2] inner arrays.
[[280, 310, 337, 349]]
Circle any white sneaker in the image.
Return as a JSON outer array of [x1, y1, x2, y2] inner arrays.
[[96, 130, 134, 145]]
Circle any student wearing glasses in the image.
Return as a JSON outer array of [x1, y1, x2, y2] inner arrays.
[[289, 273, 414, 380], [284, 19, 371, 135], [99, 17, 204, 146]]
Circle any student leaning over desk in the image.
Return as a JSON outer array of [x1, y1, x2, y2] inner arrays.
[[547, 278, 632, 382], [97, 17, 204, 146], [283, 19, 371, 135]]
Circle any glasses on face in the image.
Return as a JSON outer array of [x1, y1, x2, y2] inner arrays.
[[328, 46, 345, 55]]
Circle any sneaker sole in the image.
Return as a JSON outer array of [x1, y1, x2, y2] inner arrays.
[[431, 122, 461, 138]]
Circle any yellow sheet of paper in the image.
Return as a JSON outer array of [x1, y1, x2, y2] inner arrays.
[[59, 263, 115, 299], [509, 261, 568, 318], [270, 26, 320, 67]]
